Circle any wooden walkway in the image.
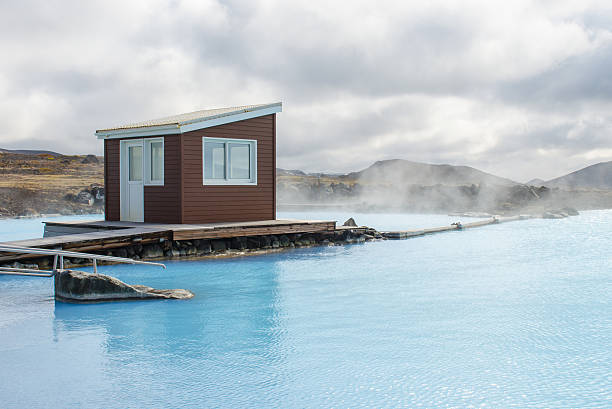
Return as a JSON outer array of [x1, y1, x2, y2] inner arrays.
[[0, 219, 336, 262]]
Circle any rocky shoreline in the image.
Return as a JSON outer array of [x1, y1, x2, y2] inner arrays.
[[3, 227, 384, 271], [0, 209, 580, 271]]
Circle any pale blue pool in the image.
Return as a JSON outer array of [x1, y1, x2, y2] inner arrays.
[[0, 211, 610, 408], [0, 214, 103, 242]]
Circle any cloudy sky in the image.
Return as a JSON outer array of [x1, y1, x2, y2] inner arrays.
[[1, 0, 611, 181]]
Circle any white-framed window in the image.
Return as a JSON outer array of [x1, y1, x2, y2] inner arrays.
[[203, 137, 257, 185], [144, 137, 164, 185]]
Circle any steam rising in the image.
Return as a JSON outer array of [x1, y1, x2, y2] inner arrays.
[[277, 159, 612, 214]]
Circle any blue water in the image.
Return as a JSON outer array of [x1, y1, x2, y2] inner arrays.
[[0, 214, 103, 242], [0, 211, 610, 408]]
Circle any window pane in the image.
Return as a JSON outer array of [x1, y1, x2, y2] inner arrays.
[[204, 142, 225, 179], [229, 143, 250, 179], [150, 141, 163, 181], [128, 145, 142, 181]]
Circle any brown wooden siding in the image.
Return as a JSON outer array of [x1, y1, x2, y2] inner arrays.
[[104, 135, 182, 223], [180, 114, 276, 223], [104, 139, 120, 221], [144, 135, 181, 223]]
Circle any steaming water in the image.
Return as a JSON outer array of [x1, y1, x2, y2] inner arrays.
[[0, 211, 610, 408]]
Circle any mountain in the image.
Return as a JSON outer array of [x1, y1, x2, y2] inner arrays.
[[0, 148, 62, 156], [544, 161, 612, 190], [347, 159, 517, 186], [527, 178, 546, 186]]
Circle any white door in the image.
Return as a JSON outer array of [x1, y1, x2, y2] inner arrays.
[[120, 140, 144, 222]]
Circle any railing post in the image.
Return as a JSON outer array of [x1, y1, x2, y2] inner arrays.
[[59, 255, 64, 271], [53, 255, 58, 271], [93, 259, 97, 274]]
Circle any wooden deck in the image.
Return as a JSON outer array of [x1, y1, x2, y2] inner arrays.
[[0, 219, 336, 262]]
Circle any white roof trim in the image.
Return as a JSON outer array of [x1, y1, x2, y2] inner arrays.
[[96, 102, 282, 139]]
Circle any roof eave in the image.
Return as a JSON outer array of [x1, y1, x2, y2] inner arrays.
[[95, 102, 282, 140], [95, 124, 181, 139], [178, 102, 282, 133]]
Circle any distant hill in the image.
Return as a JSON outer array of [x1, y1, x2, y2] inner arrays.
[[277, 168, 307, 176], [347, 159, 517, 186], [0, 148, 62, 156], [544, 161, 612, 190]]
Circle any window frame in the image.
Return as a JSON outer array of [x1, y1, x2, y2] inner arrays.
[[202, 137, 257, 186], [144, 137, 164, 186]]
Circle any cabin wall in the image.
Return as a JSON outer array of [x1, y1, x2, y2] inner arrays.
[[180, 114, 276, 223], [104, 139, 120, 221], [144, 135, 181, 223]]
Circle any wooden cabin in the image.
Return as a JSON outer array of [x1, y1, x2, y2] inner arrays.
[[96, 103, 282, 224]]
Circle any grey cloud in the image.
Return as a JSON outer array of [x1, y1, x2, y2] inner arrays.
[[0, 0, 611, 182], [498, 44, 612, 106]]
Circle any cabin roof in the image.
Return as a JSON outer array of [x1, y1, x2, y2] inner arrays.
[[95, 102, 282, 139]]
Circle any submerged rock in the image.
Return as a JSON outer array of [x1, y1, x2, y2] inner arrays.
[[54, 270, 194, 303]]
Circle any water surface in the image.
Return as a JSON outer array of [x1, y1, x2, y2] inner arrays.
[[0, 211, 610, 408]]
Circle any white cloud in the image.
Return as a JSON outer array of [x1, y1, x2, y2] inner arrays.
[[0, 0, 610, 181]]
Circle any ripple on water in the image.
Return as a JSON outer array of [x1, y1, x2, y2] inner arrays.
[[0, 210, 611, 408]]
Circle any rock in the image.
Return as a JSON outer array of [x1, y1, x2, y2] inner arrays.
[[211, 240, 226, 252], [169, 245, 181, 257], [76, 191, 94, 206], [542, 212, 565, 219], [343, 217, 358, 227], [246, 236, 261, 249], [279, 235, 291, 247], [81, 154, 99, 164], [7, 261, 39, 270], [259, 235, 272, 248], [126, 246, 136, 257], [112, 248, 128, 258], [54, 270, 194, 303], [196, 239, 212, 254], [230, 237, 247, 250], [142, 244, 164, 259], [36, 257, 52, 269], [90, 184, 105, 202]]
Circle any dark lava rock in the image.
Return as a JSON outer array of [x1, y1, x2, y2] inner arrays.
[[259, 235, 272, 247], [279, 235, 291, 247], [142, 244, 164, 259], [542, 211, 566, 219], [76, 191, 94, 205], [81, 154, 99, 164], [112, 248, 128, 258], [230, 237, 247, 250], [211, 240, 227, 252], [54, 270, 194, 303], [343, 217, 358, 227], [196, 239, 212, 254], [246, 236, 261, 249]]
